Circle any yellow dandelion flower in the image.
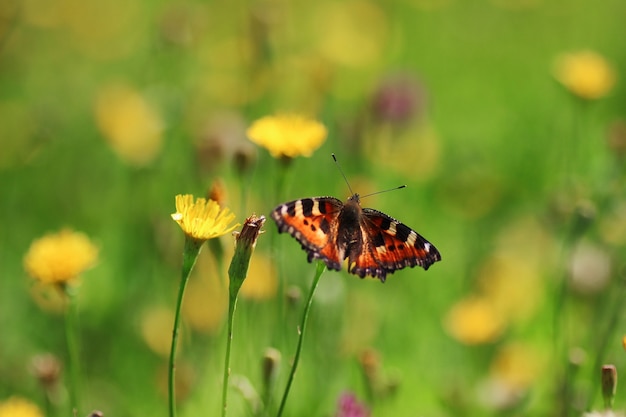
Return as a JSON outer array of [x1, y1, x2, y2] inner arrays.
[[0, 396, 43, 417], [171, 194, 239, 242], [24, 229, 98, 285], [553, 50, 617, 100], [95, 83, 164, 166], [246, 114, 327, 158], [443, 296, 505, 345]]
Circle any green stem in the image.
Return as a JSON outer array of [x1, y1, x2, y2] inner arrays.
[[64, 284, 80, 416], [585, 277, 626, 410], [221, 293, 239, 417], [276, 262, 325, 417], [222, 214, 265, 417], [169, 238, 203, 417]]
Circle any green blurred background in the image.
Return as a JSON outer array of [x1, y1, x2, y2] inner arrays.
[[1, 0, 626, 416]]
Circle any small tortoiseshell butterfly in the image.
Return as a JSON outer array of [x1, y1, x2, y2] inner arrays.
[[271, 159, 441, 282]]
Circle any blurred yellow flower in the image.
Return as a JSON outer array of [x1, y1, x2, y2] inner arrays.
[[340, 292, 381, 354], [553, 51, 616, 100], [95, 83, 164, 166], [0, 396, 43, 417], [246, 114, 327, 158], [24, 229, 98, 285], [183, 250, 228, 334], [477, 253, 544, 323], [477, 342, 544, 409], [171, 194, 239, 243], [141, 306, 175, 357], [489, 342, 543, 391], [313, 0, 388, 67], [240, 253, 278, 300], [444, 296, 505, 345]]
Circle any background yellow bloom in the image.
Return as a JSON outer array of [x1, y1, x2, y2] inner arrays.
[[246, 114, 327, 158], [4, 1, 626, 414], [239, 252, 278, 300], [489, 342, 543, 391], [0, 397, 43, 417], [443, 296, 505, 345], [182, 249, 228, 334], [95, 83, 164, 166], [23, 229, 98, 285], [553, 50, 616, 100]]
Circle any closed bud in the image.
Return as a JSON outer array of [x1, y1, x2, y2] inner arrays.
[[601, 364, 617, 409], [233, 145, 257, 177], [228, 215, 266, 298], [31, 353, 62, 389], [207, 178, 227, 207], [262, 347, 281, 389], [285, 285, 302, 308]]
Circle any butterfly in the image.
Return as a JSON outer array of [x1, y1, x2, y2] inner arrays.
[[271, 192, 441, 282]]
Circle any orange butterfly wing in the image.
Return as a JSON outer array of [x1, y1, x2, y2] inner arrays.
[[272, 195, 441, 282], [271, 197, 345, 271], [348, 208, 441, 282]]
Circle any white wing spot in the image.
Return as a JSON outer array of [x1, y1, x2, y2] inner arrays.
[[294, 200, 303, 217], [424, 242, 431, 252], [388, 222, 397, 236], [406, 231, 417, 246], [312, 199, 321, 216]]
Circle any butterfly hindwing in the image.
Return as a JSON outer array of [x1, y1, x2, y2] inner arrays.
[[348, 209, 441, 281], [271, 197, 345, 271]]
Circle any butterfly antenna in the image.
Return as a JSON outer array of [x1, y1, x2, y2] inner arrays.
[[360, 185, 407, 199], [332, 153, 355, 196]]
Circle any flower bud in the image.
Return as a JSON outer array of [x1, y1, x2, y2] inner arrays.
[[601, 364, 617, 409], [228, 215, 266, 298], [262, 347, 281, 392]]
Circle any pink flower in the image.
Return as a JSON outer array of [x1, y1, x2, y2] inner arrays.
[[371, 73, 426, 125], [335, 392, 370, 417]]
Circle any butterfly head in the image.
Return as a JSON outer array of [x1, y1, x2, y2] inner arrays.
[[346, 193, 361, 205]]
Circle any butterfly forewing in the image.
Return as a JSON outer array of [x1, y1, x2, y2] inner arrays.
[[271, 197, 345, 271]]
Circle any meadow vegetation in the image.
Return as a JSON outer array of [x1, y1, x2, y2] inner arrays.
[[1, 1, 625, 416]]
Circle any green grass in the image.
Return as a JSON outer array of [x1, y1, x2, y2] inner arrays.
[[1, 0, 626, 416]]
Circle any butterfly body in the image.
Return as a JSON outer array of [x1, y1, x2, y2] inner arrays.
[[272, 193, 440, 282]]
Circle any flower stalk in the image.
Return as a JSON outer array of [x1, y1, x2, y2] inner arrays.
[[63, 284, 80, 415], [23, 229, 99, 417], [169, 194, 239, 417], [168, 237, 202, 417], [276, 261, 326, 417], [222, 215, 266, 417]]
